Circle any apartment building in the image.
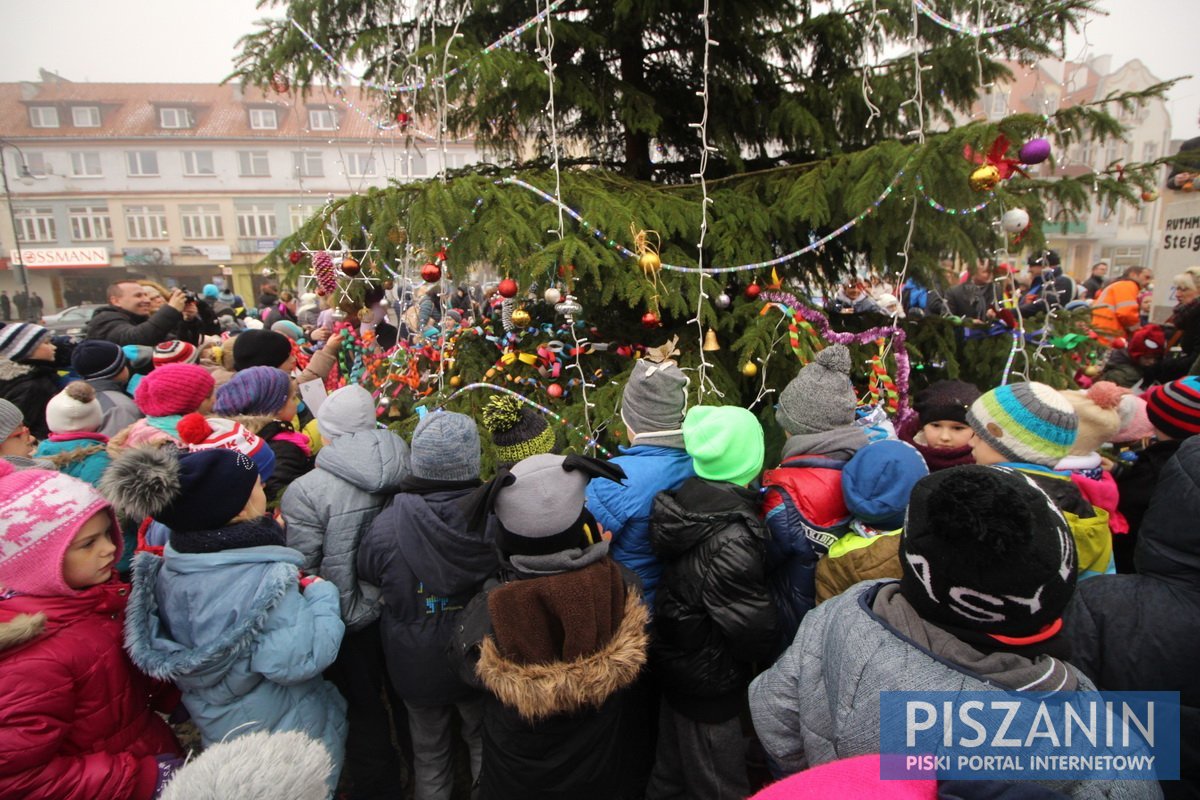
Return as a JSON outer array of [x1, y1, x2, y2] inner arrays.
[[0, 70, 482, 312]]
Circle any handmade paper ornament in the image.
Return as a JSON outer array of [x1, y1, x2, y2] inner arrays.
[[498, 278, 519, 298], [1001, 208, 1031, 233], [1018, 138, 1052, 164], [421, 262, 441, 283], [544, 286, 562, 304]]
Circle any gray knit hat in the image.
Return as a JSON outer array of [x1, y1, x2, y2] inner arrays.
[[410, 411, 480, 481], [620, 357, 689, 448], [0, 399, 23, 440], [776, 344, 857, 435]]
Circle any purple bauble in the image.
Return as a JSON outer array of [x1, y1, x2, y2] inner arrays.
[[1018, 138, 1052, 165]]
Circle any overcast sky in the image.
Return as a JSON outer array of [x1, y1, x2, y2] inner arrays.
[[0, 0, 1196, 139]]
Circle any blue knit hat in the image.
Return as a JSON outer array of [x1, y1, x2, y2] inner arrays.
[[213, 366, 292, 416], [842, 439, 929, 530], [71, 339, 128, 380]]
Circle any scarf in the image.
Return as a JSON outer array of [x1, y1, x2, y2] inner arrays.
[[169, 516, 286, 554]]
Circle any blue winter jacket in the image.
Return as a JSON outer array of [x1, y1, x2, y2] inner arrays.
[[34, 435, 111, 486], [586, 444, 694, 608], [125, 544, 348, 791]]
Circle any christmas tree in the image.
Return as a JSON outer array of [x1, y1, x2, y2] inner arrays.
[[234, 0, 1174, 465]]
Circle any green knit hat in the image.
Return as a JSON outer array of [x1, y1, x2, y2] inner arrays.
[[481, 395, 557, 466], [682, 405, 764, 486]]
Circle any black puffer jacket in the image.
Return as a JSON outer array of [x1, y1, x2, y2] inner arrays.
[[0, 358, 59, 440], [1066, 436, 1200, 800], [650, 478, 777, 722], [84, 304, 183, 346]]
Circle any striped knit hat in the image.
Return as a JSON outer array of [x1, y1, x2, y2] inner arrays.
[[177, 413, 277, 480], [481, 395, 556, 466], [0, 323, 51, 362], [152, 340, 199, 367], [966, 382, 1078, 467], [1145, 377, 1200, 440]]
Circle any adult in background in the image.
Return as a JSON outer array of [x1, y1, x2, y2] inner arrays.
[[0, 290, 10, 321], [1019, 250, 1076, 316], [85, 281, 187, 347], [13, 290, 28, 321], [1161, 266, 1200, 381], [1092, 266, 1153, 345], [1082, 261, 1109, 300], [29, 292, 44, 320], [944, 260, 998, 322]]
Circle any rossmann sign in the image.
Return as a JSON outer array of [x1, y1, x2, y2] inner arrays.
[[9, 247, 110, 269]]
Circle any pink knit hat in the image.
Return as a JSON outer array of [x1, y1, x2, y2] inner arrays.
[[1113, 391, 1156, 443], [750, 755, 935, 800], [0, 462, 121, 596], [134, 363, 215, 417]]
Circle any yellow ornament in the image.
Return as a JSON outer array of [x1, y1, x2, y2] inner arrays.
[[511, 308, 532, 328], [741, 362, 758, 377], [638, 251, 662, 274], [450, 375, 462, 387], [969, 164, 1002, 192], [1083, 365, 1102, 378]]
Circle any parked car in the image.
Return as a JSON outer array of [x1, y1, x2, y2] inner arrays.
[[41, 304, 101, 336]]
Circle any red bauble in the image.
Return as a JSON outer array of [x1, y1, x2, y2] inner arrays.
[[498, 278, 519, 298], [557, 263, 575, 278], [288, 250, 302, 264], [396, 111, 412, 129], [270, 72, 290, 94], [744, 283, 762, 300], [421, 262, 442, 283], [547, 383, 564, 398], [641, 311, 661, 328]]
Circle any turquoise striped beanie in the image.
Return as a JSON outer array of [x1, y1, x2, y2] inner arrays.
[[966, 382, 1078, 467]]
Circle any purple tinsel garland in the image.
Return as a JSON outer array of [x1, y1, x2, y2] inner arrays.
[[764, 291, 914, 428]]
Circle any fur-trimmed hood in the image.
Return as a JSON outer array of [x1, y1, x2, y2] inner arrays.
[[161, 730, 333, 800], [476, 590, 649, 722], [0, 357, 35, 381], [231, 414, 281, 436], [106, 419, 179, 458], [0, 612, 46, 654]]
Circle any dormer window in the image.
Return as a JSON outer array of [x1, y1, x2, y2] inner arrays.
[[72, 106, 101, 127], [159, 107, 192, 129], [249, 108, 278, 130], [29, 106, 59, 128], [308, 108, 337, 131]]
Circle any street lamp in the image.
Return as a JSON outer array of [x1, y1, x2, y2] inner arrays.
[[0, 138, 35, 320]]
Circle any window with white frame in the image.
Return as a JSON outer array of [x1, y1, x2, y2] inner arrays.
[[1101, 246, 1145, 269], [238, 151, 270, 177], [988, 91, 1009, 119], [126, 151, 159, 176], [182, 151, 216, 176], [1144, 141, 1159, 163], [125, 205, 168, 240], [70, 152, 103, 177], [180, 204, 224, 239], [71, 106, 101, 127], [1135, 202, 1148, 225], [69, 206, 112, 241], [28, 106, 59, 128], [292, 151, 323, 177], [249, 108, 278, 130], [398, 150, 428, 177], [236, 205, 277, 238], [1079, 139, 1094, 168], [159, 107, 192, 129], [1105, 140, 1122, 167], [308, 108, 337, 130], [1100, 200, 1114, 222], [344, 152, 377, 177], [21, 153, 48, 177], [14, 208, 56, 242], [288, 204, 320, 233]]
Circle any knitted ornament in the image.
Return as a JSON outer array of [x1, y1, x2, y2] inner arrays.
[[900, 465, 1076, 639], [152, 340, 199, 368], [1145, 376, 1200, 439], [966, 382, 1078, 467], [481, 395, 557, 465], [177, 413, 277, 481], [134, 363, 215, 417], [0, 461, 121, 597], [1059, 381, 1122, 456], [312, 250, 337, 295], [46, 381, 103, 434]]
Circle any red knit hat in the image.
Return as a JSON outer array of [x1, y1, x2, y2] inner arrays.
[[152, 340, 199, 367], [0, 462, 121, 596], [1145, 377, 1200, 440], [134, 363, 215, 417], [1127, 325, 1166, 360]]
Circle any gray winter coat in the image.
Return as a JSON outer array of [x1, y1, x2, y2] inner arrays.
[[749, 580, 1162, 800], [280, 429, 411, 631]]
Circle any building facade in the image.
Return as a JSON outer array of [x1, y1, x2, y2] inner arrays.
[[0, 70, 483, 313]]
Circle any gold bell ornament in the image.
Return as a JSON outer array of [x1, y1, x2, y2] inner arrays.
[[702, 329, 721, 351]]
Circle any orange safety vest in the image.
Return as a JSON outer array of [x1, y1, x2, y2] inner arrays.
[[1091, 279, 1141, 344]]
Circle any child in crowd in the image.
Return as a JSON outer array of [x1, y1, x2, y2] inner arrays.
[[453, 454, 644, 800], [0, 463, 183, 799], [0, 322, 59, 440], [761, 344, 868, 649], [1114, 376, 1200, 571], [359, 411, 495, 800], [1057, 382, 1129, 541], [966, 382, 1115, 579], [751, 466, 1157, 799], [36, 382, 112, 486], [647, 405, 776, 800], [71, 339, 142, 437], [108, 447, 348, 793], [897, 379, 980, 471], [0, 398, 39, 466], [109, 363, 215, 454], [151, 340, 199, 368], [481, 394, 559, 468], [282, 385, 414, 798], [214, 365, 313, 504], [1100, 324, 1166, 389], [814, 439, 928, 604]]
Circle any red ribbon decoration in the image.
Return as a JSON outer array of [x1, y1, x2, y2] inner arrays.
[[963, 134, 1028, 180]]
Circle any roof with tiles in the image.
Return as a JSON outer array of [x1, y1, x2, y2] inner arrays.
[[0, 77, 460, 144]]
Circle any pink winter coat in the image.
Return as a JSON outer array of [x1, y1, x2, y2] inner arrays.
[[1069, 471, 1129, 535], [0, 581, 182, 800]]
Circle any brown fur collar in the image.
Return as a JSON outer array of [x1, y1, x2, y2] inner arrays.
[[0, 612, 46, 653], [230, 414, 279, 435], [476, 591, 649, 723]]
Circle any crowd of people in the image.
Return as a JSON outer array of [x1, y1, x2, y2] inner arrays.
[[0, 265, 1196, 800]]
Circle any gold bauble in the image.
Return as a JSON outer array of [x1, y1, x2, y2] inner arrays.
[[450, 375, 462, 387], [387, 227, 407, 245], [638, 251, 662, 274], [1083, 364, 1102, 377], [511, 309, 532, 328], [741, 362, 758, 377], [969, 164, 1002, 192]]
